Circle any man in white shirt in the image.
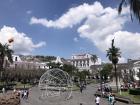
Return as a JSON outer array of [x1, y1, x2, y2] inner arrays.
[[2, 87, 5, 94], [95, 95, 100, 105]]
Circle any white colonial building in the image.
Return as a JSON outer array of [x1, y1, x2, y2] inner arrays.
[[71, 53, 101, 71], [133, 62, 140, 81], [10, 55, 49, 70]]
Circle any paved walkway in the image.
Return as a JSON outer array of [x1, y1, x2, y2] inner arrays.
[[21, 84, 133, 105]]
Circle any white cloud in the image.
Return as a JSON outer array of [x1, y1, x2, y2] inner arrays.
[[112, 31, 140, 59], [30, 2, 103, 28], [77, 6, 129, 50], [30, 1, 140, 60], [73, 37, 79, 42], [119, 57, 127, 63], [0, 26, 46, 55], [79, 30, 140, 60]]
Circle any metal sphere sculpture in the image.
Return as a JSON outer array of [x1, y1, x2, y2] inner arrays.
[[39, 68, 73, 101]]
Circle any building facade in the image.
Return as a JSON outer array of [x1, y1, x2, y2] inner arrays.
[[90, 59, 140, 82], [9, 55, 49, 70], [71, 53, 101, 71]]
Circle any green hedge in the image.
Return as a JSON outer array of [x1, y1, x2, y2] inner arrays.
[[129, 88, 140, 95], [0, 83, 16, 90]]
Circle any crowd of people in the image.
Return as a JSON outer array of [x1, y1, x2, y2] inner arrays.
[[97, 83, 112, 97], [120, 82, 138, 90], [95, 93, 116, 105], [94, 83, 117, 105], [12, 88, 30, 100], [20, 89, 29, 100]]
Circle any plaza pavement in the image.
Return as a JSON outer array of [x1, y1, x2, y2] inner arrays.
[[21, 84, 133, 105]]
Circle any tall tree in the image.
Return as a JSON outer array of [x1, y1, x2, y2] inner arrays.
[[47, 62, 61, 69], [100, 64, 113, 82], [118, 0, 140, 22], [0, 43, 13, 71], [106, 39, 121, 92]]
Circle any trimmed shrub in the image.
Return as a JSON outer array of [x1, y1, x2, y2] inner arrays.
[[121, 88, 128, 91], [129, 88, 140, 95]]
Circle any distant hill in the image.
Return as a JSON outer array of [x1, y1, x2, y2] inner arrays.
[[35, 55, 56, 62]]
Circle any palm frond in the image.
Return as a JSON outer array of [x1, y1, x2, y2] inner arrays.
[[119, 0, 140, 22], [118, 0, 126, 14], [129, 0, 140, 22]]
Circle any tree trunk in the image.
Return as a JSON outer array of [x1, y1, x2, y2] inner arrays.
[[0, 57, 4, 71], [0, 56, 4, 82], [114, 64, 119, 92], [138, 69, 140, 86]]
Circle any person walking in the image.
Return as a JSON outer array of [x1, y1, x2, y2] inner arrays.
[[23, 90, 27, 100], [108, 93, 116, 105], [111, 94, 116, 105], [102, 91, 105, 98], [80, 85, 83, 93], [26, 89, 29, 99], [13, 88, 16, 93], [21, 90, 24, 98], [2, 87, 5, 94], [95, 95, 100, 105]]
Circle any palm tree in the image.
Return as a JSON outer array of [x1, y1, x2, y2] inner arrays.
[[106, 39, 121, 92], [0, 43, 13, 71], [118, 0, 140, 22]]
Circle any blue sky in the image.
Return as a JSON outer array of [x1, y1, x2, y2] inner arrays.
[[0, 0, 140, 62]]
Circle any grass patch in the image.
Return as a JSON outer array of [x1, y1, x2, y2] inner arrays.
[[116, 91, 140, 103], [15, 82, 32, 89]]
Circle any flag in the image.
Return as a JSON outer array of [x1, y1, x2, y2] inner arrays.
[[8, 38, 14, 43]]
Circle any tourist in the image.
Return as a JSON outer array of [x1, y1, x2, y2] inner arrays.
[[23, 90, 27, 99], [97, 87, 100, 91], [13, 88, 16, 93], [108, 93, 116, 105], [109, 87, 112, 92], [2, 87, 5, 94], [21, 90, 24, 98], [17, 89, 21, 96], [26, 89, 29, 99], [112, 94, 116, 105], [95, 95, 100, 105], [102, 91, 105, 98], [83, 81, 87, 89], [80, 85, 83, 93], [108, 93, 112, 105]]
